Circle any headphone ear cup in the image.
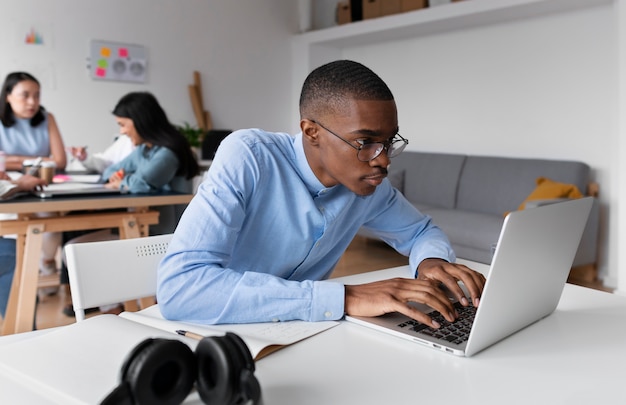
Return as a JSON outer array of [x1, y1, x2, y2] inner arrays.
[[121, 338, 197, 405], [195, 336, 237, 405], [195, 333, 261, 405], [223, 333, 261, 405]]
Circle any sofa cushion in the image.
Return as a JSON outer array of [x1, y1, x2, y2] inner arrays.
[[390, 152, 466, 209], [456, 156, 590, 216], [517, 177, 583, 211], [420, 207, 505, 255]]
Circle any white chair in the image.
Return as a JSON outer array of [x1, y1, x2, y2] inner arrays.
[[65, 233, 173, 322]]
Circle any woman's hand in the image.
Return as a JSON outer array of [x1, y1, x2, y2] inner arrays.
[[68, 146, 88, 161], [105, 169, 124, 189]]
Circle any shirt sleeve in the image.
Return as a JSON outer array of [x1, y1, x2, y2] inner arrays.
[[82, 136, 134, 173], [360, 183, 456, 277]]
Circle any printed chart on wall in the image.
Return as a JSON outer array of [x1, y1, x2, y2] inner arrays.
[[89, 40, 147, 83]]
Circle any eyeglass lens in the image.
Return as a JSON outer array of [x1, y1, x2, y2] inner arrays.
[[358, 138, 407, 161]]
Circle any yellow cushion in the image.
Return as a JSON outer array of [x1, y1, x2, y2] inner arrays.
[[518, 176, 584, 211]]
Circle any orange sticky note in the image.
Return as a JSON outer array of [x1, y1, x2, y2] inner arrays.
[[100, 47, 111, 58]]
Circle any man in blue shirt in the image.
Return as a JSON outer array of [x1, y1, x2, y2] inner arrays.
[[157, 60, 486, 327]]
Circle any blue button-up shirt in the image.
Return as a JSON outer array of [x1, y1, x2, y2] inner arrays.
[[157, 129, 455, 324]]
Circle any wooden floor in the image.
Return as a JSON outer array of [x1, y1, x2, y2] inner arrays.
[[0, 236, 611, 332]]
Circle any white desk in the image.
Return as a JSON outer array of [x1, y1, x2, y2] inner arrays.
[[1, 264, 625, 404]]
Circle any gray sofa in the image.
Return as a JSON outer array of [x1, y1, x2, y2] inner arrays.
[[370, 151, 599, 273]]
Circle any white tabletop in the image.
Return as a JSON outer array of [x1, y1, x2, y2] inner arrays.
[[1, 264, 625, 405], [255, 264, 626, 405]]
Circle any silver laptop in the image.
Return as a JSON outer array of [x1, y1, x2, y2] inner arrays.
[[32, 182, 124, 199], [345, 197, 594, 357]]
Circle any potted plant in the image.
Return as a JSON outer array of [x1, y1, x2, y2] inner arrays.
[[177, 122, 204, 148], [177, 122, 205, 161]]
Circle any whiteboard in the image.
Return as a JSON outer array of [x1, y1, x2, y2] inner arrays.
[[89, 39, 147, 83]]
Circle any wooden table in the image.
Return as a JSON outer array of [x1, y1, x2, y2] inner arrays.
[[0, 192, 193, 335]]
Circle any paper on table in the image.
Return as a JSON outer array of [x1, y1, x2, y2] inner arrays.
[[120, 305, 339, 360]]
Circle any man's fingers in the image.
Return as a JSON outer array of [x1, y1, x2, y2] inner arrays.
[[344, 279, 458, 325], [418, 260, 486, 308]]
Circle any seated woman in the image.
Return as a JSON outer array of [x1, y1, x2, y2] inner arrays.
[[62, 91, 199, 315], [0, 72, 68, 293]]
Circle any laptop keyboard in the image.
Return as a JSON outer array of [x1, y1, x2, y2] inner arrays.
[[397, 302, 476, 345]]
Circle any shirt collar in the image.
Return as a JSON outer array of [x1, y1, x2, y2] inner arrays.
[[294, 132, 329, 196]]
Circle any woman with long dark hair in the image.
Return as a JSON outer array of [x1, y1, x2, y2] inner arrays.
[[103, 92, 199, 192], [61, 92, 200, 316]]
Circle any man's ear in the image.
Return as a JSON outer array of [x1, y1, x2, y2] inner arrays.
[[300, 119, 320, 146]]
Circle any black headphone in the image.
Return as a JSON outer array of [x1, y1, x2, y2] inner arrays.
[[100, 332, 261, 405]]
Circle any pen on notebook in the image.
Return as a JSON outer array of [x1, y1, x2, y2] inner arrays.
[[176, 329, 204, 340]]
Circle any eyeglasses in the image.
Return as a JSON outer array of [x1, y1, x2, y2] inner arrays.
[[310, 119, 408, 162]]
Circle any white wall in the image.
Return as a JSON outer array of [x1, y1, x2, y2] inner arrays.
[[3, 0, 622, 288], [1, 0, 297, 152], [296, 1, 618, 287]]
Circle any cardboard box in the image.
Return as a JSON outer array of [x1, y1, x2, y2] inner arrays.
[[401, 0, 427, 12], [337, 2, 352, 25], [381, 0, 402, 16], [362, 0, 380, 20]]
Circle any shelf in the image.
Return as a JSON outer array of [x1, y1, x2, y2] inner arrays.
[[295, 0, 611, 49], [289, 0, 613, 130]]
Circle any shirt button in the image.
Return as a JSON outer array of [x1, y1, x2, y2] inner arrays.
[[324, 311, 332, 318]]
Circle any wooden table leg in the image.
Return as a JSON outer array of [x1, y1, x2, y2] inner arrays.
[[1, 223, 45, 335]]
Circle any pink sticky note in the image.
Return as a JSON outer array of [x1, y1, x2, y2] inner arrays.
[[95, 67, 107, 77], [118, 48, 129, 58]]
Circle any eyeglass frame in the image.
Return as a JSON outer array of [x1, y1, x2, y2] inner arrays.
[[308, 119, 408, 162]]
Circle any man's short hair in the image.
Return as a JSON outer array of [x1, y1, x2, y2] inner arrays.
[[299, 60, 394, 119]]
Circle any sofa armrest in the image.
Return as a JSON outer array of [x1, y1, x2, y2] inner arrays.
[[587, 181, 599, 197]]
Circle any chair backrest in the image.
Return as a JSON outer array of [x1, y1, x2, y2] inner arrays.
[[65, 234, 173, 321]]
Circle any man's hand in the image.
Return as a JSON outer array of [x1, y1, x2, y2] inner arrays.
[[344, 259, 486, 328], [417, 258, 486, 308]]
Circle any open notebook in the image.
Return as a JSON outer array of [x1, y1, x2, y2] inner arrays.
[[346, 197, 594, 357]]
